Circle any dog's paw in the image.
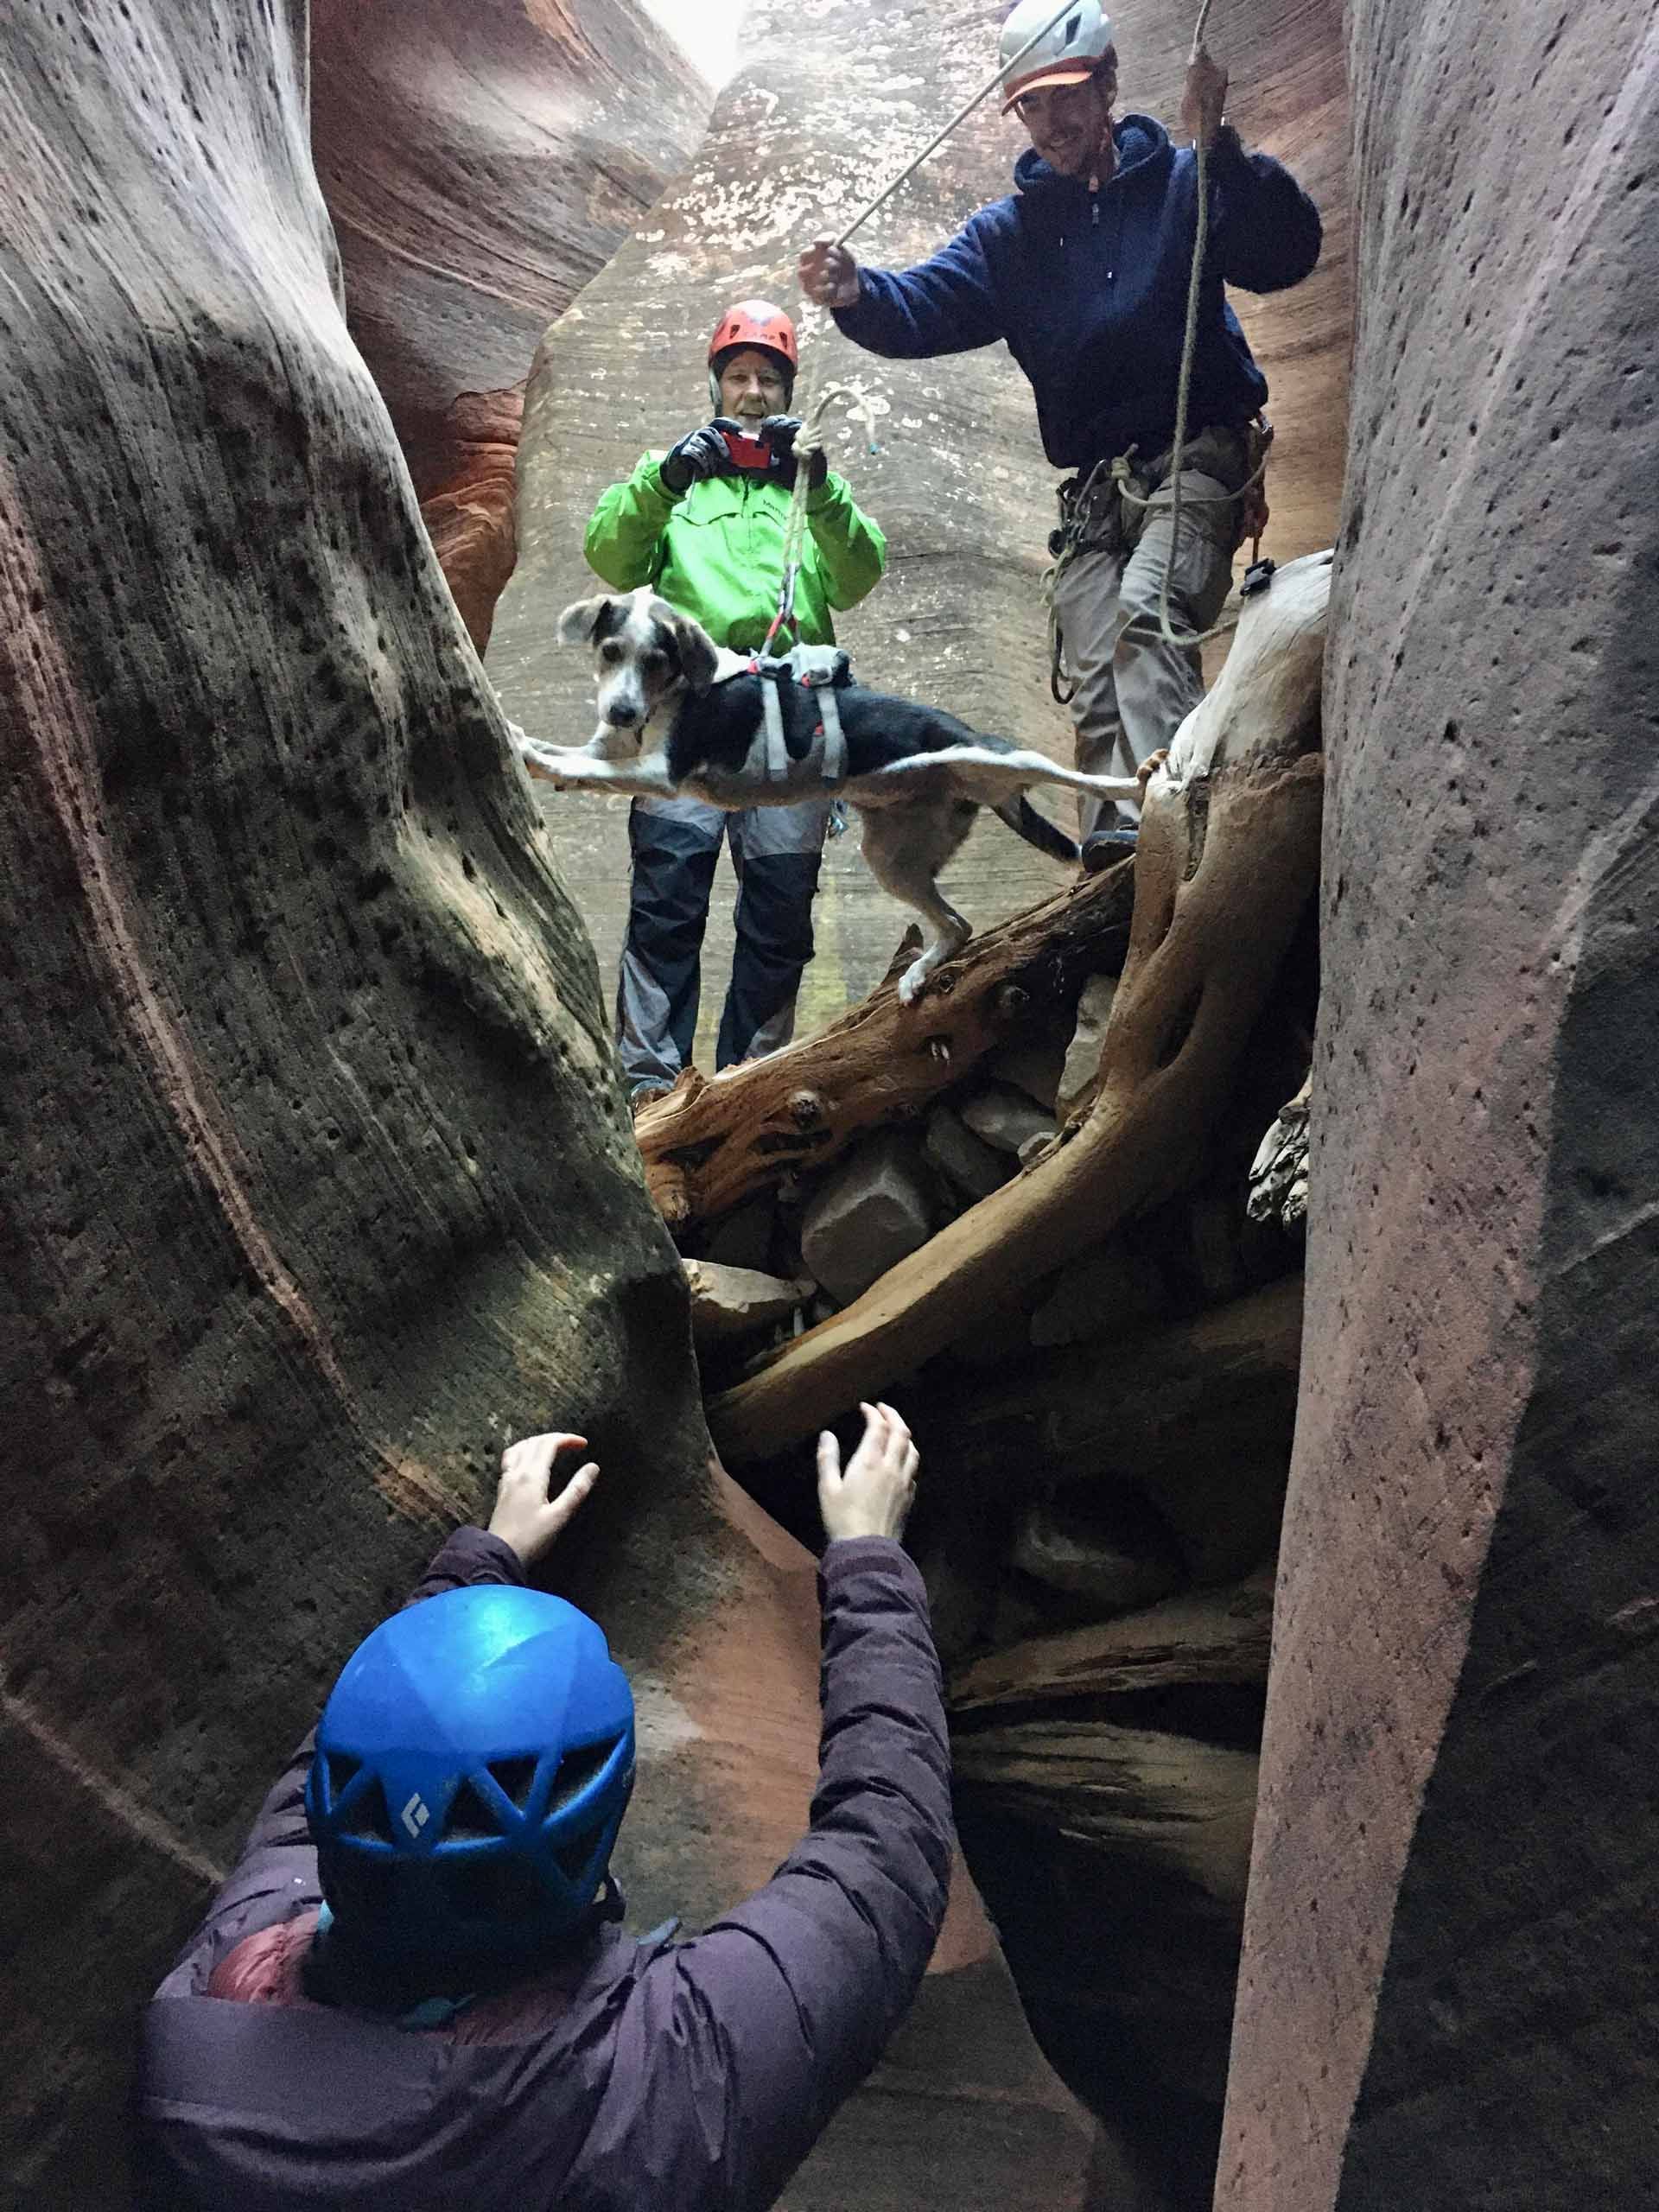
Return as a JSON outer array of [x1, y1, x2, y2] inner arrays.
[[897, 960, 931, 1005], [525, 747, 584, 791]]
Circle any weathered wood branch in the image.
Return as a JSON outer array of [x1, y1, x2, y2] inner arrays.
[[707, 552, 1332, 1462], [948, 1571, 1275, 1717], [945, 1275, 1305, 1478], [632, 857, 1137, 1231], [952, 1722, 1261, 1904], [934, 1278, 1302, 1582]]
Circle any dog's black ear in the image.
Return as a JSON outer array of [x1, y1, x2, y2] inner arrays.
[[557, 594, 619, 647], [673, 617, 721, 694]]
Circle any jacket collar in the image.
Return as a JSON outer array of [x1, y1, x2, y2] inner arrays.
[[1014, 113, 1170, 204]]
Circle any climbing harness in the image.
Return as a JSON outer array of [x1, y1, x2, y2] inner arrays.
[[1043, 413, 1274, 696]]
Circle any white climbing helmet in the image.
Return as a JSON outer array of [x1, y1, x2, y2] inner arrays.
[[998, 0, 1116, 113]]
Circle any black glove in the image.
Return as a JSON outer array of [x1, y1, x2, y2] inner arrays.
[[659, 419, 741, 494], [760, 415, 829, 493]]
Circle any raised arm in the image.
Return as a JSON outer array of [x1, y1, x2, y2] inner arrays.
[[1209, 131, 1323, 290], [1180, 41, 1321, 291], [632, 1405, 951, 2212], [153, 1439, 597, 1996], [801, 219, 1006, 359]]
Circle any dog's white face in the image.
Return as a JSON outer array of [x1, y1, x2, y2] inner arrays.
[[556, 587, 720, 759]]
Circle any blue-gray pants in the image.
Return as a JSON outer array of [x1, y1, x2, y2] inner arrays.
[[616, 793, 830, 1094], [1052, 435, 1244, 837]]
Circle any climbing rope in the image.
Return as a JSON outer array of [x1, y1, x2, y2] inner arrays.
[[823, 0, 1112, 251], [757, 0, 1092, 651], [766, 0, 1264, 662], [1043, 3, 1272, 675], [760, 383, 877, 653]]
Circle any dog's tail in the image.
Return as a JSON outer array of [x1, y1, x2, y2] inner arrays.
[[994, 793, 1078, 864]]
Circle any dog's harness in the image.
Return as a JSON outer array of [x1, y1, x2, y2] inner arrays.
[[739, 645, 852, 789]]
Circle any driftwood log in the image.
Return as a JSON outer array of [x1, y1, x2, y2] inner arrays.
[[708, 551, 1332, 1463], [949, 1571, 1275, 1717], [632, 859, 1137, 1232], [943, 1274, 1305, 1475], [932, 1277, 1302, 1584], [953, 1721, 1260, 1905]]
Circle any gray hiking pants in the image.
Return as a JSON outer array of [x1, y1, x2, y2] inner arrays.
[[1052, 431, 1244, 837], [616, 792, 831, 1094]]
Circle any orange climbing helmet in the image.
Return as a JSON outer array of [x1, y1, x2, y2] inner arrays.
[[707, 300, 798, 404]]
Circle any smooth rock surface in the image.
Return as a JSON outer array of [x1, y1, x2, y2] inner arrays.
[[1219, 4, 1659, 2204], [309, 0, 712, 648], [800, 1130, 936, 1306], [0, 9, 1094, 2202], [1058, 973, 1121, 1119], [925, 1100, 1014, 1204], [987, 1031, 1069, 1113]]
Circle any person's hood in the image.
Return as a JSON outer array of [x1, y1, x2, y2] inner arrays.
[[1014, 112, 1170, 200]]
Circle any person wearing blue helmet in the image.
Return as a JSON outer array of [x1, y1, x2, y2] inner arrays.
[[139, 1405, 944, 2212]]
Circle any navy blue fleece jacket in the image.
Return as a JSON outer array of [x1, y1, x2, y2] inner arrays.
[[833, 115, 1321, 471]]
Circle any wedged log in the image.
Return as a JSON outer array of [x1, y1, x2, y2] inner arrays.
[[635, 856, 1138, 1230], [709, 555, 1331, 1462], [947, 1274, 1305, 1474], [950, 1572, 1275, 1717], [0, 10, 1094, 2202], [1220, 1, 1659, 2202], [953, 1723, 1260, 1907], [934, 1279, 1300, 1582]]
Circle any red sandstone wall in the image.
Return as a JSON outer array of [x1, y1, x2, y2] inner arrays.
[[309, 0, 713, 648], [1219, 3, 1659, 2203]]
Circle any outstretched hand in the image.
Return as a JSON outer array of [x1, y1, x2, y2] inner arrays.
[[798, 234, 861, 309], [817, 1402, 919, 1543], [487, 1433, 601, 1567]]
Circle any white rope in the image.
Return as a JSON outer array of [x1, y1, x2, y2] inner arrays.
[[761, 383, 868, 652], [1150, 13, 1228, 650]]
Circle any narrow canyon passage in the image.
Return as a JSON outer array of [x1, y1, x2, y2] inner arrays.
[[3, 0, 1653, 2208]]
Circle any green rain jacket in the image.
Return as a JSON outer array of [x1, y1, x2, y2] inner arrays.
[[583, 454, 887, 653]]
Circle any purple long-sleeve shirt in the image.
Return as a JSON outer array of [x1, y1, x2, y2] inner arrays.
[[138, 1527, 952, 2211]]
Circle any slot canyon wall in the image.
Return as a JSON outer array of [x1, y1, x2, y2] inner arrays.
[[0, 3, 1093, 2204], [487, 0, 1351, 1046], [308, 0, 714, 651], [1218, 0, 1659, 2205]]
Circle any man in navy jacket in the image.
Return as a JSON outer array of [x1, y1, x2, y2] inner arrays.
[[800, 0, 1321, 864]]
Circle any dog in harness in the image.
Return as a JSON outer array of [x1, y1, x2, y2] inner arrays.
[[519, 586, 1142, 1004]]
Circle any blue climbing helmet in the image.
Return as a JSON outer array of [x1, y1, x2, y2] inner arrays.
[[306, 1585, 636, 1981]]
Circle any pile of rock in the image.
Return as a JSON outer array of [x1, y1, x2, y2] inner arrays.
[[661, 871, 1313, 2205]]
